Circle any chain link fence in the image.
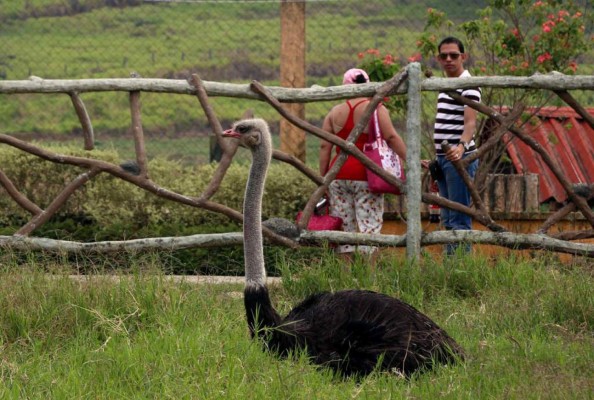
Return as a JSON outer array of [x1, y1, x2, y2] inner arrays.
[[0, 0, 591, 166]]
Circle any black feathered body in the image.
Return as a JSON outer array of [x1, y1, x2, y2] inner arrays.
[[225, 119, 464, 379], [245, 284, 464, 377]]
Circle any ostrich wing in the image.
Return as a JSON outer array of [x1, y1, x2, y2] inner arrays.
[[278, 290, 462, 377]]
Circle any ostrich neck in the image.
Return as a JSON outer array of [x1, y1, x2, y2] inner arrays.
[[244, 136, 272, 287]]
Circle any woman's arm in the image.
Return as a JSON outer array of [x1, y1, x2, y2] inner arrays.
[[319, 113, 335, 176]]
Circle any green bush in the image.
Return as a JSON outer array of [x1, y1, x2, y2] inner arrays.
[[0, 144, 317, 232], [0, 143, 323, 275]]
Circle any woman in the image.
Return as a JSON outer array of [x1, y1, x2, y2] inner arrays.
[[319, 68, 406, 263]]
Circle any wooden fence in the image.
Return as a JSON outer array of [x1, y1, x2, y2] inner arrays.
[[1, 66, 594, 260]]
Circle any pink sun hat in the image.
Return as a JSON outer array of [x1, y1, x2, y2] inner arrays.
[[342, 68, 370, 84]]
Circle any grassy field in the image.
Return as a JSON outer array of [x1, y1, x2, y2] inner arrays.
[[0, 0, 486, 137], [31, 127, 326, 167], [0, 250, 592, 399]]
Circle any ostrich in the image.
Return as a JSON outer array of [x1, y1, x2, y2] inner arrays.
[[223, 118, 465, 378]]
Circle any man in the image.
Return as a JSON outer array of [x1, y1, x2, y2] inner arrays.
[[433, 36, 480, 255]]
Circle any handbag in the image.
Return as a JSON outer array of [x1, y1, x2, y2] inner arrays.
[[295, 197, 343, 231], [363, 110, 405, 194], [428, 159, 444, 181]]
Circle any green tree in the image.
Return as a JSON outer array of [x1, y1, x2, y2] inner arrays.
[[417, 0, 590, 77], [413, 0, 592, 186]]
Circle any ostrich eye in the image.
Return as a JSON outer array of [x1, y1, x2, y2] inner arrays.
[[237, 125, 250, 134]]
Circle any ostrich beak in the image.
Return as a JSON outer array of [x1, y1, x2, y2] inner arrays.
[[222, 128, 240, 138]]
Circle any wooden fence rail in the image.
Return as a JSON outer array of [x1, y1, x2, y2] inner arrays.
[[1, 67, 594, 259]]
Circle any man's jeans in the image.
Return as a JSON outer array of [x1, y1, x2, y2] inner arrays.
[[436, 154, 479, 255]]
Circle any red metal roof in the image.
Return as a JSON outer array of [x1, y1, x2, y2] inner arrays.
[[503, 106, 594, 204]]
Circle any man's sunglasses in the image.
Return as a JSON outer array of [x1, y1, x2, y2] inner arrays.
[[438, 52, 462, 60]]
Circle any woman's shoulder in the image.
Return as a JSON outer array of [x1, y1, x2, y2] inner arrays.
[[328, 101, 349, 116]]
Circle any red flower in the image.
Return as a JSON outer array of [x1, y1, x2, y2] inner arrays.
[[407, 53, 421, 62], [542, 20, 555, 33], [537, 52, 552, 64]]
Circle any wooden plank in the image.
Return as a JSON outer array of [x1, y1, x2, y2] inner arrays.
[[482, 175, 493, 213], [507, 175, 524, 213], [525, 173, 540, 213], [493, 175, 506, 213]]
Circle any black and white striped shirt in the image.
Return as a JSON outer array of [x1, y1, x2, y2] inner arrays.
[[434, 70, 481, 155]]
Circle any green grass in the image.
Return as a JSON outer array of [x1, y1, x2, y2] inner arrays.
[[0, 0, 491, 136], [0, 251, 592, 398]]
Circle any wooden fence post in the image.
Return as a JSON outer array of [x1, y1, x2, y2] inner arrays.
[[280, 0, 306, 162], [405, 62, 422, 261]]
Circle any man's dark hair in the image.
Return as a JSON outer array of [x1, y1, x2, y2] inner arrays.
[[438, 36, 465, 54]]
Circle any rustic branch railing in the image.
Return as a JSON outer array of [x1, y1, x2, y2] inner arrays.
[[1, 68, 594, 259]]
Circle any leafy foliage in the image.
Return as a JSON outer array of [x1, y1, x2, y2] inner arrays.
[[0, 144, 316, 231], [416, 1, 591, 80], [409, 0, 594, 187], [356, 48, 409, 119]]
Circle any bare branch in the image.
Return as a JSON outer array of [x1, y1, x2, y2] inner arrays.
[[272, 149, 323, 186], [68, 92, 94, 150], [0, 168, 43, 215], [537, 203, 576, 234], [3, 229, 593, 258], [0, 134, 297, 248], [129, 91, 149, 179], [440, 141, 506, 233], [301, 230, 594, 257], [16, 168, 102, 236], [2, 74, 594, 99], [0, 232, 244, 253], [548, 229, 594, 241], [554, 89, 594, 130], [190, 74, 233, 153], [466, 103, 525, 164], [538, 184, 594, 233], [189, 74, 239, 201], [447, 91, 594, 229]]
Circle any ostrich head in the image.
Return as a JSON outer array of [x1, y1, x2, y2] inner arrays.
[[223, 119, 272, 152]]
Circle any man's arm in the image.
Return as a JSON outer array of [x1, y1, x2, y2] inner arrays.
[[460, 106, 477, 146]]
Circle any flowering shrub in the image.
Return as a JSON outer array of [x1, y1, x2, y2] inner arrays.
[[357, 49, 401, 82], [356, 48, 406, 116], [410, 0, 592, 187], [415, 0, 590, 76]]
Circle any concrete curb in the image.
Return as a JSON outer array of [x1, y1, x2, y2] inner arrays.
[[64, 275, 282, 285]]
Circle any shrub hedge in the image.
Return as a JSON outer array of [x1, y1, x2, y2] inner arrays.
[[0, 144, 323, 275]]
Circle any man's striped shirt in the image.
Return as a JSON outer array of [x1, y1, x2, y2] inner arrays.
[[434, 69, 481, 155]]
